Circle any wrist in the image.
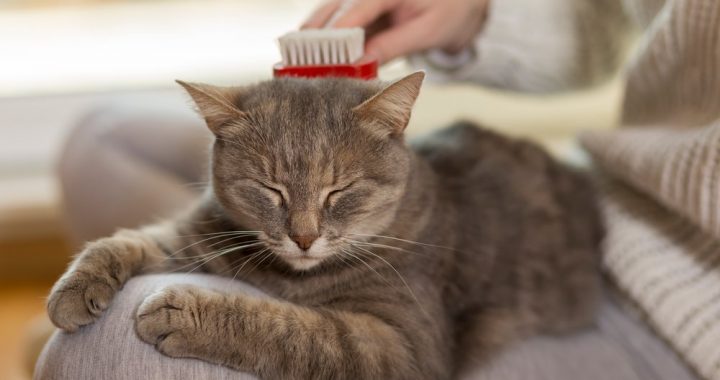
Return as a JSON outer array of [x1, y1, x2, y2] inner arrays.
[[439, 0, 491, 57], [425, 48, 476, 71]]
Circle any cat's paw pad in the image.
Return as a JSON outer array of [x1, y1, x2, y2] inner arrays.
[[47, 271, 116, 332], [135, 285, 217, 357]]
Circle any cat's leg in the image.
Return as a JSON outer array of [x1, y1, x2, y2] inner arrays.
[[47, 223, 183, 332], [135, 284, 437, 380]]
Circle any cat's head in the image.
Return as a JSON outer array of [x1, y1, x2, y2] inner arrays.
[[179, 72, 424, 271]]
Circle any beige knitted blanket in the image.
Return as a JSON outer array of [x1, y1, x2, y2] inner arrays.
[[597, 178, 720, 380], [581, 2, 720, 378]]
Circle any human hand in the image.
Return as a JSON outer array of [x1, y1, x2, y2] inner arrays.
[[302, 0, 490, 64]]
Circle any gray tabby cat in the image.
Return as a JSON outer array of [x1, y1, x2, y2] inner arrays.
[[47, 72, 603, 379]]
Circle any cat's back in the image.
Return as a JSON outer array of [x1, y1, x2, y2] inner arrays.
[[412, 121, 556, 185], [412, 121, 604, 332], [412, 120, 602, 245], [411, 121, 598, 225]]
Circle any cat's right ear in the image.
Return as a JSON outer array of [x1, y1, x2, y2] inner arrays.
[[176, 80, 248, 135], [352, 71, 425, 138]]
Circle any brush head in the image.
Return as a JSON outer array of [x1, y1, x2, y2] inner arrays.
[[274, 28, 378, 80], [278, 28, 364, 66]]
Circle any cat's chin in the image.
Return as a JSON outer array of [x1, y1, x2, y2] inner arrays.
[[282, 255, 324, 271]]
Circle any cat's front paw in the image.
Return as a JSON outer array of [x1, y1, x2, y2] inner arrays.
[[47, 235, 147, 332], [47, 269, 117, 332], [135, 285, 222, 358]]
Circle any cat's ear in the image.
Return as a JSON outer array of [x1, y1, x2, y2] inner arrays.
[[353, 71, 425, 138], [176, 80, 247, 135]]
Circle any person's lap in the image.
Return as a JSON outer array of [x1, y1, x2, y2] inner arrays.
[[36, 274, 260, 380], [58, 102, 212, 244], [43, 104, 697, 379], [35, 273, 696, 380]]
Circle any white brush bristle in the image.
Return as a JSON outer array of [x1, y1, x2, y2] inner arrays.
[[278, 28, 364, 66]]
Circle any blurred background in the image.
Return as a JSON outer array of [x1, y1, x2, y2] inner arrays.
[[0, 0, 622, 379]]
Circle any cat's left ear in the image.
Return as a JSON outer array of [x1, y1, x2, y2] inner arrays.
[[176, 80, 248, 135], [353, 71, 425, 138]]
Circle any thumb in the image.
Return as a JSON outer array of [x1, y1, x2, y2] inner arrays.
[[364, 15, 435, 64], [330, 0, 400, 28], [301, 0, 341, 29]]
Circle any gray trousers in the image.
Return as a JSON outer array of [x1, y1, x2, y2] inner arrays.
[[35, 273, 696, 380], [37, 104, 697, 380]]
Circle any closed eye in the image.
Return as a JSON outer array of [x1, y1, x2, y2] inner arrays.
[[254, 181, 285, 207], [326, 182, 355, 207]]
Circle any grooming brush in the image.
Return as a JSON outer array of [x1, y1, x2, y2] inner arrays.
[[274, 28, 378, 80]]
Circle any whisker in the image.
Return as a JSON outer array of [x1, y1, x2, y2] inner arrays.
[[335, 252, 353, 270], [218, 251, 259, 276], [267, 253, 279, 269], [253, 249, 275, 269], [175, 250, 228, 274], [336, 250, 357, 268], [183, 251, 233, 274], [349, 244, 431, 319], [343, 238, 432, 258], [160, 235, 237, 264], [341, 247, 392, 286], [206, 235, 257, 248], [219, 255, 248, 275], [240, 249, 274, 279], [164, 231, 261, 260], [176, 242, 264, 273], [168, 239, 261, 260], [349, 233, 457, 251], [230, 249, 269, 281], [172, 231, 263, 238]]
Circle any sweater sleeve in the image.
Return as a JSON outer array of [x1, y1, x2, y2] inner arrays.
[[409, 0, 630, 93], [621, 0, 720, 127]]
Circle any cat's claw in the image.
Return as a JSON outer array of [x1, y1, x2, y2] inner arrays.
[[46, 271, 116, 332]]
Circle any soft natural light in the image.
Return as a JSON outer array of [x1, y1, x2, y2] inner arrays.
[[0, 0, 320, 96], [0, 0, 619, 185]]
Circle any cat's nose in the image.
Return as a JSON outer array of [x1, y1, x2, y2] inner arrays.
[[290, 234, 319, 251]]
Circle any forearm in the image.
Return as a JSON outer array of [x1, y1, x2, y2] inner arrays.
[[47, 217, 201, 331], [212, 297, 419, 379], [411, 0, 630, 92], [136, 285, 439, 379], [58, 231, 154, 291], [67, 223, 183, 277]]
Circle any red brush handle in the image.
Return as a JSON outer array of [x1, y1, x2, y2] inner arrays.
[[273, 57, 378, 80]]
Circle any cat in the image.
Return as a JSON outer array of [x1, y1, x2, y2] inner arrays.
[[47, 72, 603, 379]]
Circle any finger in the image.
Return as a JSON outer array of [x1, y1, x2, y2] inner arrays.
[[365, 15, 436, 64], [365, 13, 392, 39], [330, 0, 401, 28], [301, 0, 342, 29]]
